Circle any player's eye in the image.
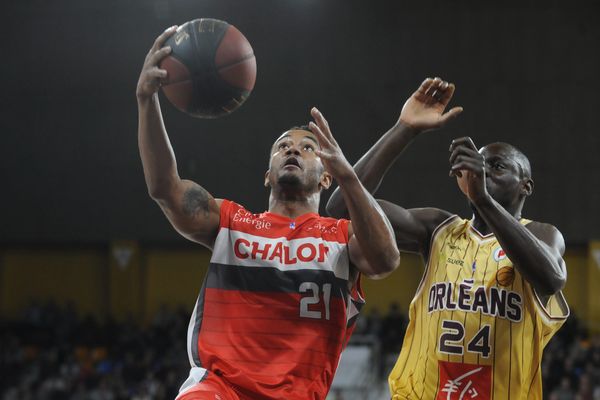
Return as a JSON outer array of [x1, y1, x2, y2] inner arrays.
[[303, 144, 314, 152], [494, 162, 505, 170], [278, 143, 290, 150]]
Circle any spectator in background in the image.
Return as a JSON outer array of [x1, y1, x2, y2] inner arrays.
[[381, 302, 406, 356]]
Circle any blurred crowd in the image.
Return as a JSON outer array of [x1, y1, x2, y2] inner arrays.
[[1, 302, 189, 400], [1, 301, 599, 399]]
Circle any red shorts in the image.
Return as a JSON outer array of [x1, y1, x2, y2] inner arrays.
[[176, 368, 240, 400]]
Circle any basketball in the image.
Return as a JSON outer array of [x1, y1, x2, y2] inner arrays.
[[496, 266, 515, 286], [159, 18, 257, 119]]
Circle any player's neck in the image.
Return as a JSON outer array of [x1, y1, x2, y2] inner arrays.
[[268, 191, 320, 219], [470, 203, 523, 236]]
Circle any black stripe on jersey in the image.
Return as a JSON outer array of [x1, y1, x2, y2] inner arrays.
[[492, 258, 499, 400], [191, 276, 209, 367], [477, 247, 490, 366], [414, 215, 459, 301], [206, 263, 348, 297], [428, 230, 462, 398], [527, 319, 538, 397], [508, 272, 515, 396], [521, 277, 525, 392], [431, 227, 460, 400], [446, 236, 471, 363], [461, 243, 480, 364]]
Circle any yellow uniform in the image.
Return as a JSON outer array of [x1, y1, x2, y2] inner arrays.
[[388, 216, 568, 400]]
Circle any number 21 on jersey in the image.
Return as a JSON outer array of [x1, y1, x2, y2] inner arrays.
[[299, 282, 332, 320]]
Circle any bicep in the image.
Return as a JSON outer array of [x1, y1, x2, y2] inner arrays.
[[155, 179, 222, 247], [377, 200, 452, 253], [526, 222, 565, 256]]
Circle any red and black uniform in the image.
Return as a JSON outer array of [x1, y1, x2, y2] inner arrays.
[[178, 200, 364, 400]]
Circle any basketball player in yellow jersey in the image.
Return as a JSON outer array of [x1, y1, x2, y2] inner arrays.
[[327, 77, 569, 399]]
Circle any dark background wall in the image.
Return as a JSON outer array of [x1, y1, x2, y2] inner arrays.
[[2, 0, 599, 244]]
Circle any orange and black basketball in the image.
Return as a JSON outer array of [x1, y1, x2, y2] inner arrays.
[[159, 18, 257, 119], [496, 266, 515, 286]]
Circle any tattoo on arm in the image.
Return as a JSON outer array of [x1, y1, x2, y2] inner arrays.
[[182, 186, 211, 218]]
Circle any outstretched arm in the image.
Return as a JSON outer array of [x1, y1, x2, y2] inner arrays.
[[449, 137, 567, 297], [309, 108, 399, 278], [326, 77, 462, 253], [136, 26, 221, 248]]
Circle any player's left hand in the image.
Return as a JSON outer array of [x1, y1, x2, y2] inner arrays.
[[449, 137, 488, 203], [309, 107, 355, 183]]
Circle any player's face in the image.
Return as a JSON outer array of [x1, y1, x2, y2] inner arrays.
[[265, 130, 330, 192], [480, 144, 530, 208]]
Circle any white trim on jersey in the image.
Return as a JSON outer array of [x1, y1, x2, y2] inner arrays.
[[187, 300, 199, 367], [177, 367, 208, 397], [530, 284, 570, 324], [211, 228, 351, 280]]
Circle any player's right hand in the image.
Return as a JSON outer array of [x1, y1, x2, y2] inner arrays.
[[136, 25, 177, 100], [399, 77, 463, 132]]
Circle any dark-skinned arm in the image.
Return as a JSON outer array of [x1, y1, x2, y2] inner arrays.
[[449, 137, 566, 297], [325, 78, 462, 255], [309, 108, 399, 278], [326, 122, 419, 219], [327, 77, 463, 220], [477, 199, 566, 296], [136, 26, 221, 248]]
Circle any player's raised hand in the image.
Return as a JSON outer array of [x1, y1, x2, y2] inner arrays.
[[308, 107, 355, 183], [136, 25, 177, 100], [399, 77, 463, 132], [449, 137, 488, 203]]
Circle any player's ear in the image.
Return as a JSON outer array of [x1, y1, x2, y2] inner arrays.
[[264, 170, 271, 188], [521, 178, 534, 197], [319, 171, 332, 191]]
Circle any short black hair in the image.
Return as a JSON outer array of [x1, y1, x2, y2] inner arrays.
[[287, 124, 311, 132], [270, 125, 314, 155]]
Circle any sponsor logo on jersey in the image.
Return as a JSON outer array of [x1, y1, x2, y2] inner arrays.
[[438, 361, 491, 400], [448, 244, 464, 251], [427, 279, 522, 322], [493, 247, 507, 262], [233, 208, 272, 230], [234, 238, 330, 264], [305, 221, 339, 235], [447, 257, 464, 267]]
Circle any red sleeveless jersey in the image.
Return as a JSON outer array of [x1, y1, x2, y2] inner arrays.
[[186, 200, 364, 400]]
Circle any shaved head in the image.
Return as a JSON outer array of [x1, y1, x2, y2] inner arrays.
[[482, 142, 532, 179]]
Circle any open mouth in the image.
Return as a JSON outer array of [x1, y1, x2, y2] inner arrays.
[[283, 157, 302, 170]]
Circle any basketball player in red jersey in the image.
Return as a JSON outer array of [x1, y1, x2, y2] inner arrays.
[[136, 27, 400, 400], [327, 78, 568, 399]]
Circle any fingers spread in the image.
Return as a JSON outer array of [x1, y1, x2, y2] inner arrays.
[[441, 106, 464, 121], [308, 121, 332, 149], [310, 107, 337, 144]]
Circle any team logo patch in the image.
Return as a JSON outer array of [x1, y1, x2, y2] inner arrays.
[[437, 361, 491, 400], [496, 266, 515, 286], [492, 247, 507, 262]]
